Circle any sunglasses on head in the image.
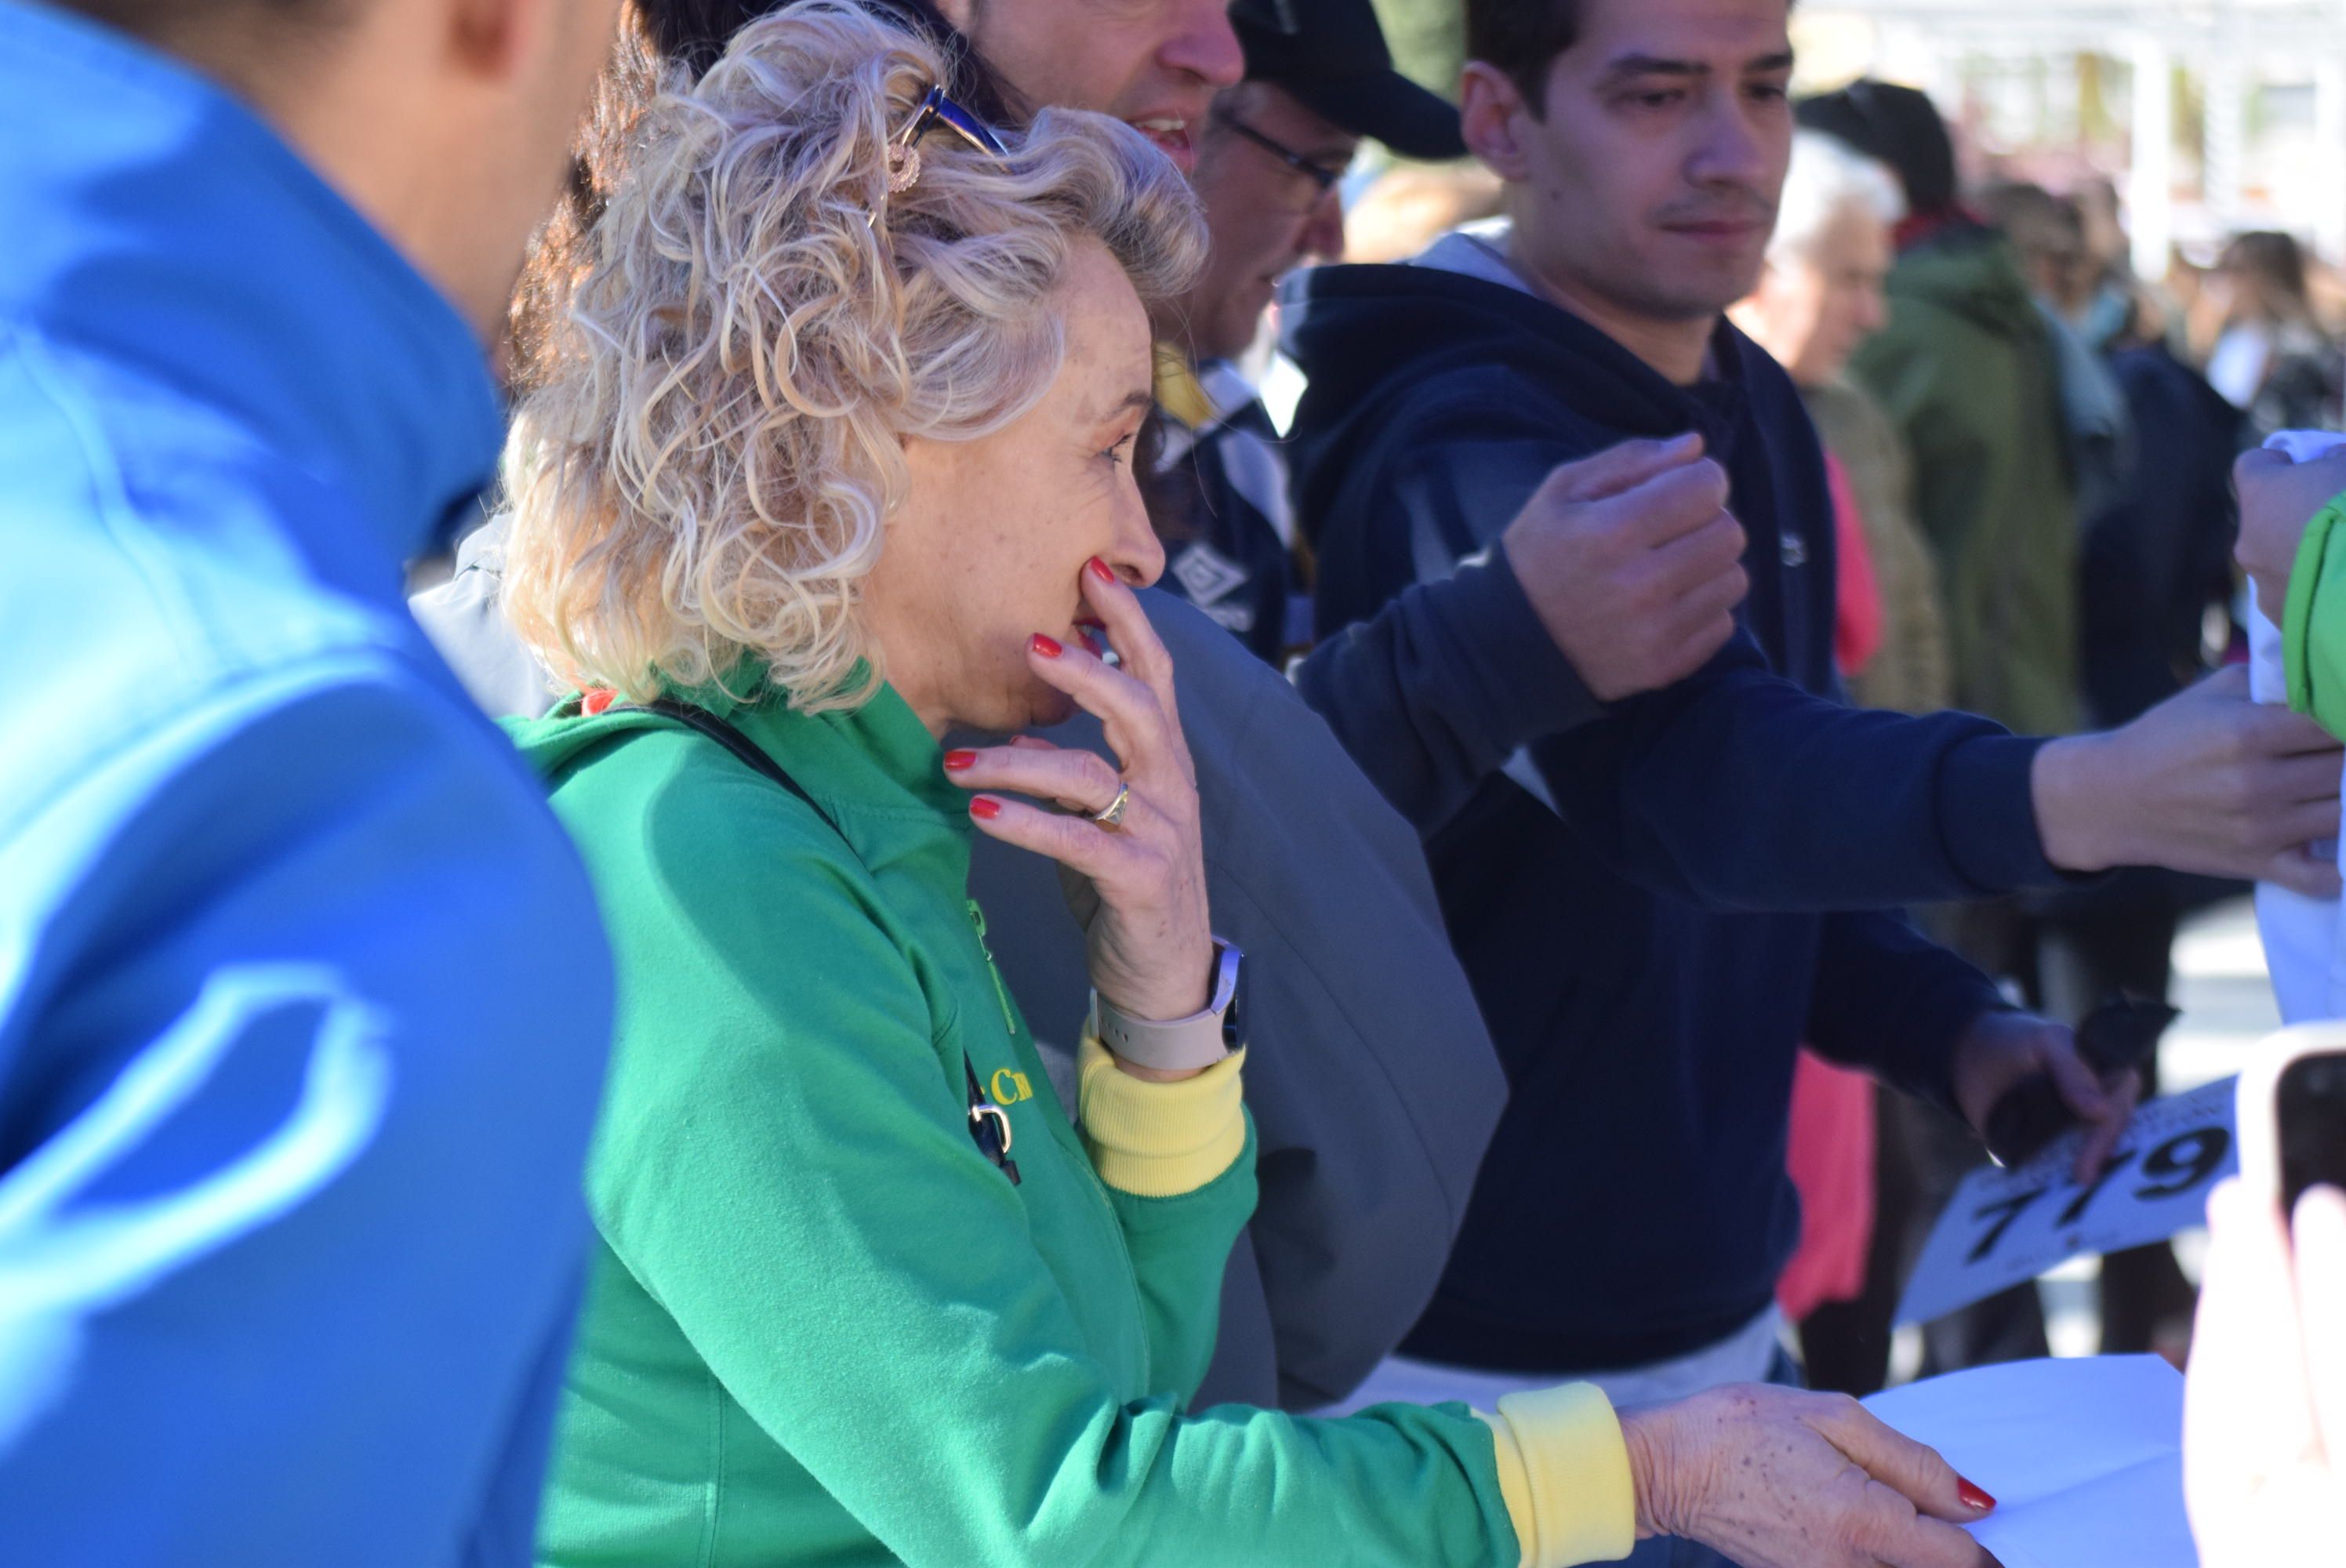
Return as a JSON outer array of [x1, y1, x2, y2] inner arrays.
[[872, 82, 1009, 225], [897, 82, 1009, 160]]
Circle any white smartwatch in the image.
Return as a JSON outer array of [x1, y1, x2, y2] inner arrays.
[[1094, 938, 1245, 1072]]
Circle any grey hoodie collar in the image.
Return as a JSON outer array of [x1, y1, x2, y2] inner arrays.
[[1415, 218, 1723, 383], [1411, 218, 1539, 297]]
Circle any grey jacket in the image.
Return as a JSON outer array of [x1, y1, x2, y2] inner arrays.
[[410, 528, 1507, 1412], [967, 591, 1505, 1410], [409, 520, 557, 720]]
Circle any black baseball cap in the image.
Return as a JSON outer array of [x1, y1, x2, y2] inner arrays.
[[1796, 81, 1959, 218], [1229, 0, 1466, 162]]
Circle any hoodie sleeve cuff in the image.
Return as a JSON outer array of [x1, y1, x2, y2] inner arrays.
[[1077, 1035, 1247, 1198], [1451, 542, 1607, 748], [1474, 1384, 1636, 1568], [1937, 731, 2069, 891]]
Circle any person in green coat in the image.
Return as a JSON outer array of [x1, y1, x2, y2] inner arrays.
[[1799, 82, 2080, 743], [494, 9, 2008, 1567]]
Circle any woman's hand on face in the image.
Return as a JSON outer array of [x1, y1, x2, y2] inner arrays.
[[947, 560, 1212, 1058], [1620, 1385, 1999, 1568]]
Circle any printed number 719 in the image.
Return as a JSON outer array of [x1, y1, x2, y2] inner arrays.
[[1964, 1126, 2231, 1263]]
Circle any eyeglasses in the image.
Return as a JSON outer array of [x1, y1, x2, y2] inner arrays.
[[1211, 106, 1347, 199], [895, 82, 1010, 161], [873, 83, 1008, 227]]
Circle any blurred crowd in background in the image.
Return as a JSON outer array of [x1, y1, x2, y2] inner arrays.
[[13, 0, 2346, 1563]]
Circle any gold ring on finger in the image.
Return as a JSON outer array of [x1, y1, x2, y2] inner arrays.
[[1091, 780, 1131, 832]]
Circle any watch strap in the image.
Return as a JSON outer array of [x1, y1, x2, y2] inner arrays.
[[1091, 939, 1240, 1072]]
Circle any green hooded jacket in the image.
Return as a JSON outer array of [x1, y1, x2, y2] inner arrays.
[[1851, 230, 2081, 736], [507, 681, 1632, 1568], [2285, 493, 2346, 736]]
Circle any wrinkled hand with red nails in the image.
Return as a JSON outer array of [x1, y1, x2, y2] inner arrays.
[[946, 560, 1212, 1076], [1621, 1385, 1999, 1568]]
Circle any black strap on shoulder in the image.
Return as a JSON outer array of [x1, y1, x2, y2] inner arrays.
[[964, 1056, 1020, 1186], [612, 696, 1020, 1186], [617, 697, 843, 841]]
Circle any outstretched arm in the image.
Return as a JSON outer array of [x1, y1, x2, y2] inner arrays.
[[1298, 434, 1746, 831]]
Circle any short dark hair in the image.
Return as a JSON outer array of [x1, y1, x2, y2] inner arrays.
[[1463, 0, 1582, 112], [1464, 0, 1796, 118], [2221, 230, 2316, 325], [1980, 182, 2079, 245], [1796, 79, 1955, 216]]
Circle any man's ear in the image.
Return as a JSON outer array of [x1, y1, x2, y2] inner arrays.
[[929, 0, 976, 34], [1460, 61, 1535, 182]]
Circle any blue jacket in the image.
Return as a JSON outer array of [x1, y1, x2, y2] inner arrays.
[[0, 5, 610, 1563], [1281, 245, 2050, 1371]]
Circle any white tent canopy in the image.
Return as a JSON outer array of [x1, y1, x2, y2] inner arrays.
[[1829, 0, 2344, 51]]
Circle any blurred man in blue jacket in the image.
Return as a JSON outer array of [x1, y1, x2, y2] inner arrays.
[[0, 0, 621, 1561]]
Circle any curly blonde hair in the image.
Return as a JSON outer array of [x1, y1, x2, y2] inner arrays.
[[501, 2, 1204, 710]]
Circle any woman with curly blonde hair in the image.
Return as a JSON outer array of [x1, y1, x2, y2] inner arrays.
[[501, 8, 2006, 1567]]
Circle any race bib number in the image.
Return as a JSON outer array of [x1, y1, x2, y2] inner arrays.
[[1894, 1078, 2236, 1328]]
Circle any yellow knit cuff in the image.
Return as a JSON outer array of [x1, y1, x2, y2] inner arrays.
[[1474, 1383, 1636, 1568], [1076, 1033, 1247, 1197]]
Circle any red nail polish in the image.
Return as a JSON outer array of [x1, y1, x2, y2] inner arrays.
[[1958, 1479, 1995, 1512], [943, 750, 977, 771], [969, 797, 1003, 821], [1030, 633, 1063, 659], [1087, 556, 1116, 584]]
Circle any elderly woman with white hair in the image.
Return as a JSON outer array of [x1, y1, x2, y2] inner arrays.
[[499, 11, 2008, 1566]]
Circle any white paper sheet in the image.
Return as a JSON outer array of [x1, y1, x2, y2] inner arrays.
[[1894, 1080, 2237, 1328], [1862, 1356, 2192, 1568]]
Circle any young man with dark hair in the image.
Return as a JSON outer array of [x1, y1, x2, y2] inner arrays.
[[0, 0, 623, 1559], [1281, 4, 2341, 1541]]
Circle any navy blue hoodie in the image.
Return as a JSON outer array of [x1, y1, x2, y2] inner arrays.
[[1281, 243, 2059, 1370]]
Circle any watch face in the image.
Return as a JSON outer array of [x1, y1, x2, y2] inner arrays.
[[1215, 942, 1246, 1054]]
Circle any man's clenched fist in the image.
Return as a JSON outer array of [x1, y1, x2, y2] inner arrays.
[[1500, 434, 1749, 702]]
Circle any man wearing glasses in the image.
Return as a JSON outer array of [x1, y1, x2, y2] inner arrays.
[[1145, 0, 1465, 664]]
